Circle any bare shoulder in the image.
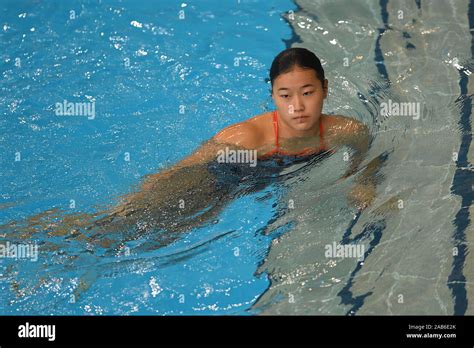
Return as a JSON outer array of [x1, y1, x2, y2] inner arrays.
[[213, 113, 269, 149], [322, 114, 369, 149], [324, 114, 365, 130], [323, 114, 368, 136]]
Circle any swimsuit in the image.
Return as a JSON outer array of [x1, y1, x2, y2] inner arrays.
[[259, 110, 329, 159], [207, 110, 334, 187]]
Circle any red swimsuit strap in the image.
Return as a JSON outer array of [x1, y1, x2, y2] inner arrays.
[[273, 110, 279, 149]]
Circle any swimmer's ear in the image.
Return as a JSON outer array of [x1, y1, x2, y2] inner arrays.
[[323, 79, 329, 98]]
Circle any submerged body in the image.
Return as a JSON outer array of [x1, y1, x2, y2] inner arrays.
[[1, 48, 378, 251], [115, 61, 377, 226]]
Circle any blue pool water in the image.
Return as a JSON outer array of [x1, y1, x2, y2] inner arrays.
[[0, 0, 300, 315], [1, 0, 473, 315]]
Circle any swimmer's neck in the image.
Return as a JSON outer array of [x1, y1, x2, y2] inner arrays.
[[277, 114, 323, 140]]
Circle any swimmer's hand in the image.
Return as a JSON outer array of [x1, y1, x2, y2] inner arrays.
[[347, 182, 376, 211]]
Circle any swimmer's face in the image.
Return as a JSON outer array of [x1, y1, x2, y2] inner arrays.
[[271, 66, 328, 132]]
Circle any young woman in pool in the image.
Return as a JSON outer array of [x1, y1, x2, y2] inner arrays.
[[0, 48, 378, 251], [121, 47, 377, 212]]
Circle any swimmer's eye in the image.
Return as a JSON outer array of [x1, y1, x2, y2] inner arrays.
[[279, 91, 313, 98]]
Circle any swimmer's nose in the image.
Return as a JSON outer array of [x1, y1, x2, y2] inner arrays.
[[290, 96, 304, 112]]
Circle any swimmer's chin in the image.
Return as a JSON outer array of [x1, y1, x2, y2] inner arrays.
[[289, 121, 317, 132]]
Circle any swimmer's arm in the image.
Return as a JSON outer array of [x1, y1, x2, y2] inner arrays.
[[344, 124, 381, 186], [110, 139, 222, 215], [109, 139, 220, 213], [109, 121, 260, 216], [334, 116, 371, 180], [140, 121, 260, 191], [139, 139, 219, 191], [335, 116, 381, 209]]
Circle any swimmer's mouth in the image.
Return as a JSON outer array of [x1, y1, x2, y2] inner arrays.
[[293, 115, 309, 120]]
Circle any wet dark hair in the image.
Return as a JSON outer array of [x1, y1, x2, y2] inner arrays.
[[269, 47, 325, 90]]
